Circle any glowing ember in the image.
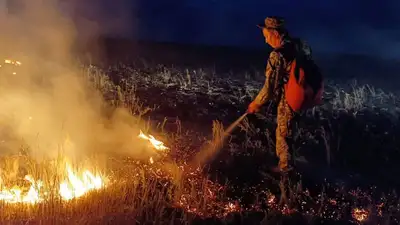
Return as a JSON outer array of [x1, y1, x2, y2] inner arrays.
[[2, 59, 21, 76], [352, 208, 369, 222], [224, 201, 240, 215], [268, 195, 276, 204], [138, 130, 169, 151], [4, 59, 21, 66]]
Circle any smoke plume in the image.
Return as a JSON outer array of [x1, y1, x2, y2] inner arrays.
[[0, 0, 155, 162]]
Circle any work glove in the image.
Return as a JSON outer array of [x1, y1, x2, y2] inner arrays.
[[247, 101, 262, 114]]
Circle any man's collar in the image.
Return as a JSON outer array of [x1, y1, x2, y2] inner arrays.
[[273, 35, 291, 50]]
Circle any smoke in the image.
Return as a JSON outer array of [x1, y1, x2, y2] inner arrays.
[[0, 0, 156, 162]]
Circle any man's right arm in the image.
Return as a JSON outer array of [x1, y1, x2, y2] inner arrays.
[[253, 51, 281, 106]]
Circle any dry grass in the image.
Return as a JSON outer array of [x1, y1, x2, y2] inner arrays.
[[106, 63, 399, 118], [0, 61, 399, 224]]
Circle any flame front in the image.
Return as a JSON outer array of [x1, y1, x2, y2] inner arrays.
[[0, 129, 168, 204], [0, 163, 104, 204]]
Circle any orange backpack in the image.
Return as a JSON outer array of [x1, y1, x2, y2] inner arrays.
[[276, 45, 324, 112]]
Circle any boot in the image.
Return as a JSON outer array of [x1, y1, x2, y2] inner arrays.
[[278, 171, 290, 206]]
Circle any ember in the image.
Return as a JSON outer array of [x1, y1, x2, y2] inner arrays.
[[4, 59, 21, 66], [352, 208, 369, 222], [224, 201, 240, 215], [268, 195, 276, 204]]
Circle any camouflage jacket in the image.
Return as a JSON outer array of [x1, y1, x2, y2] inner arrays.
[[253, 36, 312, 105]]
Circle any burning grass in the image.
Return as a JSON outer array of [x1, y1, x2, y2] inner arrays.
[[0, 161, 104, 204], [0, 57, 399, 224], [0, 126, 171, 205]]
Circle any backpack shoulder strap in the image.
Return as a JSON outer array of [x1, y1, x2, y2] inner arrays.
[[273, 43, 298, 84], [276, 40, 298, 64]]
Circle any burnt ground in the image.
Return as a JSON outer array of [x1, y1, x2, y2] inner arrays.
[[81, 38, 400, 224]]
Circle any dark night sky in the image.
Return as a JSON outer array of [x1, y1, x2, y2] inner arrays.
[[60, 0, 400, 60]]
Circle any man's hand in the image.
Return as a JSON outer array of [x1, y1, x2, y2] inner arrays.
[[247, 101, 262, 114]]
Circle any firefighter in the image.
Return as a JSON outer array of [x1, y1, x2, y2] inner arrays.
[[247, 16, 313, 205]]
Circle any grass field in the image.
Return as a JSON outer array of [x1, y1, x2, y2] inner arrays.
[[0, 56, 399, 225]]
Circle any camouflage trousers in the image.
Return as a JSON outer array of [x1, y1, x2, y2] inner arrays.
[[276, 97, 296, 172]]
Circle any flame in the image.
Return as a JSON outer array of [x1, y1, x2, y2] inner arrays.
[[138, 130, 169, 151], [0, 175, 43, 204], [0, 163, 104, 204], [59, 163, 103, 201]]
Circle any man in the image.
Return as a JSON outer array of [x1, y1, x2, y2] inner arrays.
[[247, 17, 312, 180]]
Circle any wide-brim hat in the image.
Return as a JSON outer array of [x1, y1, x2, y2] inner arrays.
[[257, 16, 285, 29]]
